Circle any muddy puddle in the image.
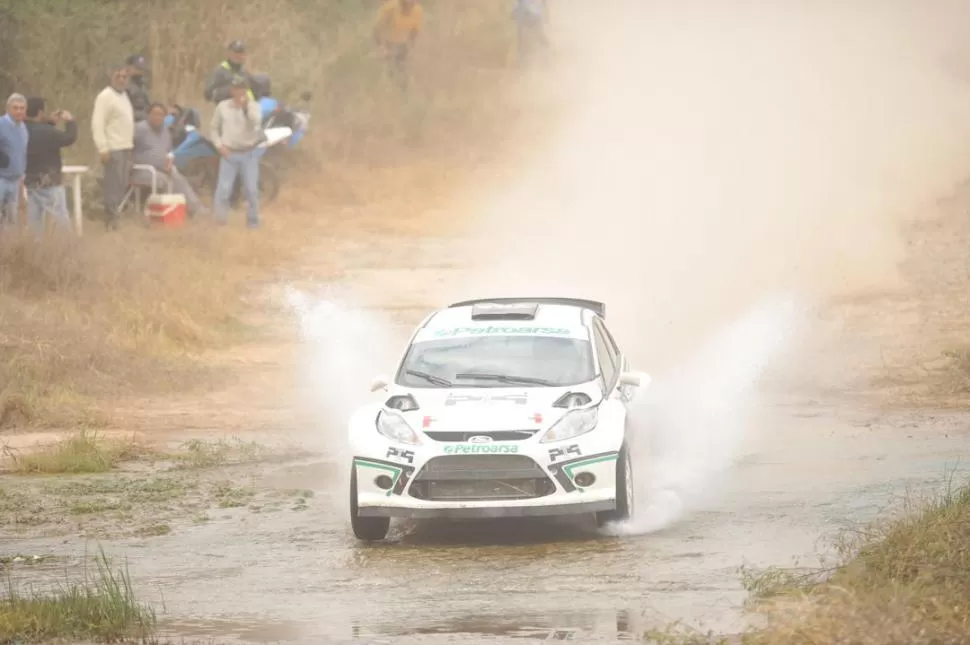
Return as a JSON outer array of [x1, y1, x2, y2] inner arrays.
[[4, 236, 970, 644]]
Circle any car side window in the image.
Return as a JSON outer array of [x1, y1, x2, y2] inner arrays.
[[592, 323, 617, 390], [595, 319, 621, 367]]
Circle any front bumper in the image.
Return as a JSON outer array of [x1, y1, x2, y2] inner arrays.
[[352, 445, 620, 520], [357, 500, 615, 519]]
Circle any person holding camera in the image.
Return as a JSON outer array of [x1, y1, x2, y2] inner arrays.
[[24, 97, 78, 235]]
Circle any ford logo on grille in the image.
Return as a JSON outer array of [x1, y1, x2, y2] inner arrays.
[[468, 435, 493, 443]]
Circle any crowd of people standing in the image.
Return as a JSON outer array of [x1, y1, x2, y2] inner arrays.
[[0, 0, 547, 238]]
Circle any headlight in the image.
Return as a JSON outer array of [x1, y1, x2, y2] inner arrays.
[[540, 406, 599, 443], [376, 410, 421, 445]]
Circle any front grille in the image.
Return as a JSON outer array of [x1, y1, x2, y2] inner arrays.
[[410, 455, 555, 501], [425, 430, 538, 442]]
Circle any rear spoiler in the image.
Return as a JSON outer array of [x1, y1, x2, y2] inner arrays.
[[448, 297, 605, 319]]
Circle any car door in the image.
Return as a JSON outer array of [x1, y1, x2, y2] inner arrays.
[[593, 318, 635, 406], [591, 318, 619, 395]]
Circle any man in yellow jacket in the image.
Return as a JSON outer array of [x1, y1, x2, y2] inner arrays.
[[204, 40, 256, 105], [373, 0, 424, 89]]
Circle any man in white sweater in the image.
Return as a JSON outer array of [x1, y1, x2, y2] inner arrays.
[[91, 64, 134, 230]]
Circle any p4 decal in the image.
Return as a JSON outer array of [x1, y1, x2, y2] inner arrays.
[[444, 392, 528, 406], [548, 444, 581, 463], [386, 446, 415, 464]]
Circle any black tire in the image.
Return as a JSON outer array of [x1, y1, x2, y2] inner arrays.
[[350, 465, 390, 541], [596, 442, 634, 527]]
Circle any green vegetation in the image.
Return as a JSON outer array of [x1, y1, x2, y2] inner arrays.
[[5, 430, 144, 475], [0, 549, 156, 644], [741, 480, 970, 644], [172, 437, 267, 470]]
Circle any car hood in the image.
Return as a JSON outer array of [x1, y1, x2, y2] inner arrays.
[[383, 381, 603, 433]]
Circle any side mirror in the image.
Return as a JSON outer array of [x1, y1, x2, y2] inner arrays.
[[619, 371, 650, 388], [370, 375, 389, 392]]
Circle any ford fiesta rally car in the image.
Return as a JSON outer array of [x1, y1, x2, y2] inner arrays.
[[347, 297, 649, 541]]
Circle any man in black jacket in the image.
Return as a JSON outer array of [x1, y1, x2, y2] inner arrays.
[[24, 97, 77, 235], [204, 40, 255, 104], [126, 54, 152, 122]]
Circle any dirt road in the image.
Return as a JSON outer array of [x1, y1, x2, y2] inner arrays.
[[7, 4, 970, 642], [5, 226, 970, 644]]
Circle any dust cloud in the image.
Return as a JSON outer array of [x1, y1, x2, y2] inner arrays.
[[284, 2, 970, 536], [450, 1, 970, 532]]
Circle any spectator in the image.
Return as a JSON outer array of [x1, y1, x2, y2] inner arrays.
[[373, 0, 424, 89], [204, 40, 255, 105], [91, 64, 134, 231], [126, 54, 152, 122], [24, 97, 78, 235], [512, 0, 549, 66], [210, 75, 263, 229], [0, 93, 29, 226], [131, 103, 206, 217]]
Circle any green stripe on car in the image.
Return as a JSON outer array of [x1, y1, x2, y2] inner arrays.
[[353, 458, 403, 497]]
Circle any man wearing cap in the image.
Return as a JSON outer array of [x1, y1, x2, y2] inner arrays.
[[24, 97, 78, 235], [126, 54, 152, 122], [204, 40, 255, 105], [210, 75, 263, 228]]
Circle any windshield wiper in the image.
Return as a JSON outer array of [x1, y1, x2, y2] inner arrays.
[[454, 372, 555, 386], [405, 369, 453, 387]]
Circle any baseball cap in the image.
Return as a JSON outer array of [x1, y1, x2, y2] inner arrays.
[[126, 54, 148, 69], [228, 40, 246, 53]]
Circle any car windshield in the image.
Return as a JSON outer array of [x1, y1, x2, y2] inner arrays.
[[396, 335, 595, 388]]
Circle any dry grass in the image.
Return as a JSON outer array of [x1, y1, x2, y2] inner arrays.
[[2, 430, 146, 474], [742, 480, 970, 645], [0, 1, 545, 429], [0, 549, 156, 644]]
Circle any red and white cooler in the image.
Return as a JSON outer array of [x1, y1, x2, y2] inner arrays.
[[145, 193, 186, 228]]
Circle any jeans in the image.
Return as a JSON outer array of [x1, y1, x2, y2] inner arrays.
[[0, 176, 21, 226], [214, 149, 260, 227], [26, 185, 70, 235], [102, 149, 131, 230]]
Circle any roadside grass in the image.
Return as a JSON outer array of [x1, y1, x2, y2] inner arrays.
[[740, 477, 970, 644], [0, 549, 156, 644], [2, 432, 295, 477], [170, 438, 268, 470], [3, 430, 147, 475], [0, 0, 542, 430]]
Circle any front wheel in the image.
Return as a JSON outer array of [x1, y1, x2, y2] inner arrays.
[[350, 465, 390, 541], [596, 443, 634, 527]]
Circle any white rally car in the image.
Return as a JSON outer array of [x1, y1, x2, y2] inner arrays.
[[346, 297, 649, 541]]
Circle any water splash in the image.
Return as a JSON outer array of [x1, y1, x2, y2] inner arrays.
[[603, 292, 806, 535]]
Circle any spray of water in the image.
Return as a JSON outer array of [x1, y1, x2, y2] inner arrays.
[[280, 2, 970, 536], [283, 285, 407, 512], [451, 2, 970, 533], [605, 292, 807, 535]]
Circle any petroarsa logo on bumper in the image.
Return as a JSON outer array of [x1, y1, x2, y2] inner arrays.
[[443, 443, 520, 454]]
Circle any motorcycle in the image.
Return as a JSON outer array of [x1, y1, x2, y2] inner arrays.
[[167, 77, 311, 207]]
